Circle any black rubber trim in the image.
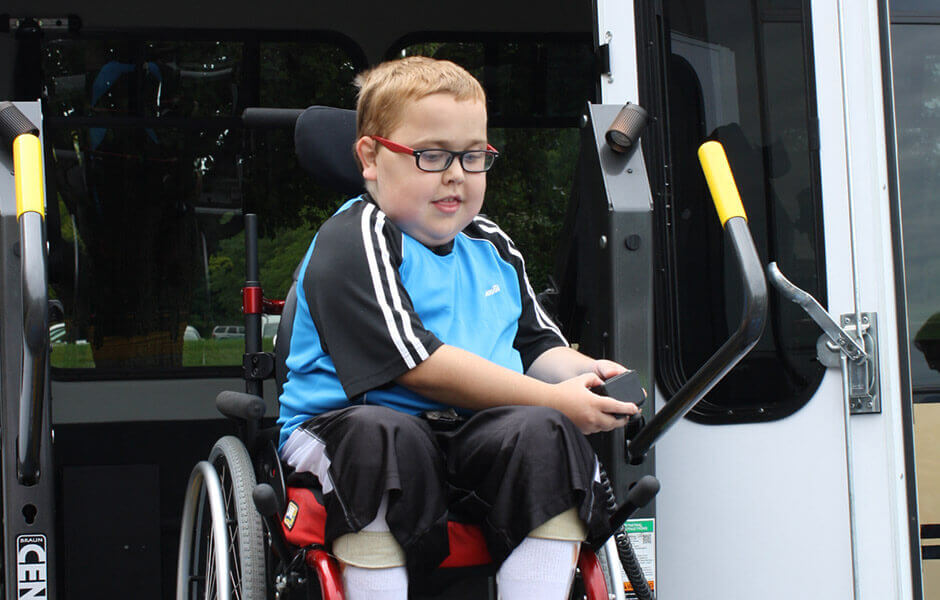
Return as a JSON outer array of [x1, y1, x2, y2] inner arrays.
[[922, 546, 940, 560], [51, 365, 242, 382], [922, 524, 940, 540]]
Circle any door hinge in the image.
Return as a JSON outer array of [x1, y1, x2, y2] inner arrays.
[[769, 263, 880, 414]]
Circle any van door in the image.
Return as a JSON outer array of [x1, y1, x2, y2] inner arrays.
[[600, 0, 919, 597]]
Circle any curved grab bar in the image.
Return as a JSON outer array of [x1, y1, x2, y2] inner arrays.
[[1, 102, 48, 485], [626, 141, 768, 464]]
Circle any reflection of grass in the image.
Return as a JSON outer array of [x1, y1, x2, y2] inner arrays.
[[51, 337, 275, 369], [51, 343, 96, 369]]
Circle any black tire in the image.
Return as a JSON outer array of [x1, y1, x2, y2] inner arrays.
[[207, 436, 267, 600]]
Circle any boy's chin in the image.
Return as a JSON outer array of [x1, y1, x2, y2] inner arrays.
[[406, 227, 461, 248]]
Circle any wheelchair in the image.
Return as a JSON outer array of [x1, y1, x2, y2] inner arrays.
[[175, 105, 657, 600]]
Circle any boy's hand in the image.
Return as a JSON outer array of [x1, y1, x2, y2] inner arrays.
[[552, 373, 639, 435], [592, 359, 628, 381]]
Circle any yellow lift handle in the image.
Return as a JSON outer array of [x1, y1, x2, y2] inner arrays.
[[698, 141, 747, 226], [13, 133, 45, 219]]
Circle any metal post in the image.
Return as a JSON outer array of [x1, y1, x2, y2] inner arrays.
[[841, 353, 862, 600]]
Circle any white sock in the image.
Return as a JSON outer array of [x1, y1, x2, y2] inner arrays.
[[340, 494, 408, 600], [496, 537, 580, 600], [342, 565, 408, 600]]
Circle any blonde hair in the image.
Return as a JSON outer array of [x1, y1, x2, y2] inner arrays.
[[354, 56, 486, 139]]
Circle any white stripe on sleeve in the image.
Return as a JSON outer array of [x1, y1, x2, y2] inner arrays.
[[474, 217, 568, 345], [373, 212, 430, 361], [360, 204, 417, 369]]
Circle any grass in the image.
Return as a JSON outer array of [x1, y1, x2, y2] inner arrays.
[[51, 337, 275, 369]]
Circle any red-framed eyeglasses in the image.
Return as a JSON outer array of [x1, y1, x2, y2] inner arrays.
[[372, 136, 499, 173]]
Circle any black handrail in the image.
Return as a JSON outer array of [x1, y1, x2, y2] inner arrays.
[[0, 102, 48, 485], [626, 142, 768, 464], [241, 108, 303, 130]]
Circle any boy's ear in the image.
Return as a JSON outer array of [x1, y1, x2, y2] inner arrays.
[[355, 136, 378, 182]]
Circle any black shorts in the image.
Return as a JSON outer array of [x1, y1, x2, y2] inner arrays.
[[281, 405, 615, 575]]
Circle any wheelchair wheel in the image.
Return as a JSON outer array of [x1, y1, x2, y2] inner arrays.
[[177, 436, 267, 600]]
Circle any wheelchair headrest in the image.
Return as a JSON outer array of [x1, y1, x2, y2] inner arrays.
[[294, 106, 365, 196]]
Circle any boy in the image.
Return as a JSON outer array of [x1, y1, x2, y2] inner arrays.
[[277, 56, 639, 599]]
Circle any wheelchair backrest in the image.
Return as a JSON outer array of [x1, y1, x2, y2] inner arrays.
[[273, 106, 364, 398], [294, 105, 364, 196]]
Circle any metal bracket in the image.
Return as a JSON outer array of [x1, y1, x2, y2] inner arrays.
[[768, 263, 880, 414], [816, 313, 880, 414], [7, 16, 80, 33]]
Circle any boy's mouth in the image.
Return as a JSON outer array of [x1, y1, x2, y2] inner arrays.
[[432, 196, 462, 213]]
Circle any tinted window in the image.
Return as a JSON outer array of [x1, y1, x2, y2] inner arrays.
[[645, 0, 825, 421], [42, 37, 363, 376], [399, 38, 595, 290], [892, 24, 940, 398]]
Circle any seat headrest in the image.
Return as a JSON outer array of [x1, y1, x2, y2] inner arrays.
[[294, 106, 365, 196]]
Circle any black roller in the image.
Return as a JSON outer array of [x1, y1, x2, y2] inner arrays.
[[0, 102, 39, 171], [253, 483, 295, 561]]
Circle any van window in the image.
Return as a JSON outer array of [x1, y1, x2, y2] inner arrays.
[[398, 37, 596, 290], [640, 0, 826, 422], [891, 21, 940, 399], [43, 35, 364, 377]]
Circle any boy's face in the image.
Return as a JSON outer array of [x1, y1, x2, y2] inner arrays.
[[356, 93, 488, 247]]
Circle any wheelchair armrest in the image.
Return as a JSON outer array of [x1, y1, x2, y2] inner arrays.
[[216, 391, 266, 422]]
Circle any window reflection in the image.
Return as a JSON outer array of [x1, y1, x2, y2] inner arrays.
[[657, 0, 825, 420], [42, 38, 360, 374], [44, 40, 242, 119]]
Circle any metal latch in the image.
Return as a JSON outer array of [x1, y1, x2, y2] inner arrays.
[[767, 263, 880, 414]]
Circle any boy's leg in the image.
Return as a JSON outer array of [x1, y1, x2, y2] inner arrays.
[[495, 508, 586, 600], [337, 494, 408, 600], [445, 406, 615, 597], [281, 406, 451, 584]]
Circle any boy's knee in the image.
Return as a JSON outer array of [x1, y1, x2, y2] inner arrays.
[[333, 531, 407, 568], [499, 405, 578, 440], [342, 406, 434, 445], [528, 508, 587, 542]]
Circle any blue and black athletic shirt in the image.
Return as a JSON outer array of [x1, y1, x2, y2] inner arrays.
[[277, 195, 568, 447]]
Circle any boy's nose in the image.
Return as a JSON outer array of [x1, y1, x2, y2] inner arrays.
[[442, 158, 465, 183]]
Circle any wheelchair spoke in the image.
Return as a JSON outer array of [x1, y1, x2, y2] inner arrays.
[[206, 526, 217, 599], [216, 456, 246, 599]]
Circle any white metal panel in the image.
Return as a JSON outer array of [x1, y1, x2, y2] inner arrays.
[[818, 0, 914, 595], [656, 376, 854, 598], [594, 0, 639, 104]]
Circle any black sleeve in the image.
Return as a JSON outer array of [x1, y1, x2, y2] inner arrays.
[[304, 202, 443, 398], [470, 216, 568, 370]]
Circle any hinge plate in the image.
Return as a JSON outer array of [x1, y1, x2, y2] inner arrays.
[[818, 313, 880, 414]]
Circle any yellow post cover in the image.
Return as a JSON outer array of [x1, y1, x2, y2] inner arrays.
[[13, 133, 45, 219], [697, 141, 747, 226]]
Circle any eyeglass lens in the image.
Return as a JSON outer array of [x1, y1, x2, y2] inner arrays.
[[418, 150, 496, 172]]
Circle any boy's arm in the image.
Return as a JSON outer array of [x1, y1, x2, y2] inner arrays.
[[524, 345, 629, 384], [396, 344, 638, 434]]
